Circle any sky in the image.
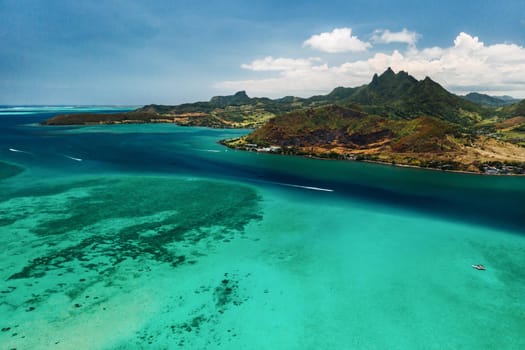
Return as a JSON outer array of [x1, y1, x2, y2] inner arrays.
[[1, 0, 524, 105]]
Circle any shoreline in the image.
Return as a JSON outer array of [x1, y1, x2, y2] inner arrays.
[[37, 122, 525, 176], [360, 159, 525, 177], [219, 142, 525, 177]]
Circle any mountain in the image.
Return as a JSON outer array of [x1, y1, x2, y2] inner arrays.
[[461, 92, 519, 107], [43, 68, 491, 128], [296, 68, 487, 125], [349, 68, 418, 104], [209, 90, 252, 107], [343, 69, 486, 125]]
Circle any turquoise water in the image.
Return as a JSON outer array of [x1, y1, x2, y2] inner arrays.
[[1, 109, 524, 349]]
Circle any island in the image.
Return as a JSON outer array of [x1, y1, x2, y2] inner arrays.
[[42, 68, 525, 174]]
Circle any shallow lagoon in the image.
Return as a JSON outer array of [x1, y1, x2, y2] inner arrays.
[[1, 111, 524, 349]]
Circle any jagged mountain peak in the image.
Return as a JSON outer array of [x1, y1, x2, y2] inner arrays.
[[233, 90, 250, 98], [370, 68, 418, 86], [210, 90, 253, 107], [383, 66, 395, 76]]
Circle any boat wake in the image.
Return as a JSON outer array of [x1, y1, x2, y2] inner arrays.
[[64, 155, 83, 162], [281, 183, 334, 192], [198, 149, 222, 153], [8, 148, 32, 155], [261, 180, 334, 192]]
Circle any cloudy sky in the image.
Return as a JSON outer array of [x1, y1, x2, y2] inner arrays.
[[1, 0, 524, 104]]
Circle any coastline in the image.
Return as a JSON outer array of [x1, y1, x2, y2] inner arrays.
[[38, 120, 525, 176], [360, 159, 525, 176], [39, 114, 261, 129], [219, 141, 525, 176]]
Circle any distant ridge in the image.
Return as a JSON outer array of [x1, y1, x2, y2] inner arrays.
[[43, 67, 524, 128], [461, 92, 519, 107], [131, 68, 489, 127]]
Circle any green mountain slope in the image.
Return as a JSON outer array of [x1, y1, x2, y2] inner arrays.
[[345, 69, 485, 125], [508, 99, 525, 117], [349, 68, 418, 104]]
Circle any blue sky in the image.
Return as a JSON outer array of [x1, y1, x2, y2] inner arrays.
[[1, 0, 524, 104]]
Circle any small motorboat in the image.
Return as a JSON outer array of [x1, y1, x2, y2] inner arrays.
[[472, 264, 486, 270]]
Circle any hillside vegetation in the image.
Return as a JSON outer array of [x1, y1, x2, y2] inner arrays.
[[224, 104, 525, 174]]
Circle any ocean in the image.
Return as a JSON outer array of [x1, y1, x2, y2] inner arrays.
[[1, 107, 524, 349]]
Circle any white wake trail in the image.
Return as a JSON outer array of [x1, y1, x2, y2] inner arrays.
[[8, 148, 32, 154], [64, 155, 83, 162], [258, 179, 334, 192]]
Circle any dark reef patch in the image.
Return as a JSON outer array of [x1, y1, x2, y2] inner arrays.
[[7, 177, 262, 281], [214, 276, 240, 310], [1, 176, 262, 323], [159, 272, 247, 347], [1, 176, 261, 348]]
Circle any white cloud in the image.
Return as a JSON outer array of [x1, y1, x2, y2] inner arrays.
[[453, 32, 483, 52], [303, 28, 371, 53], [241, 56, 320, 71], [217, 32, 525, 98], [372, 29, 419, 46]]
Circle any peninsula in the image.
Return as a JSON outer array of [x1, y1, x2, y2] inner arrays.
[[42, 69, 525, 174]]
